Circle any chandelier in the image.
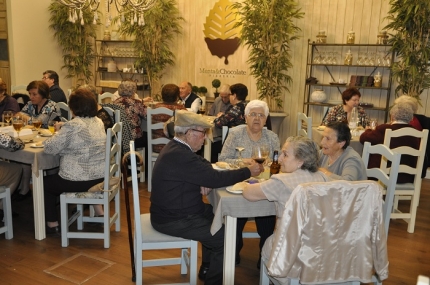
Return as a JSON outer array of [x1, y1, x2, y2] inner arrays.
[[105, 0, 157, 27], [57, 0, 157, 27], [58, 0, 100, 25]]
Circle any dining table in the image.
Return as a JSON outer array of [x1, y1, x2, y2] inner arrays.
[[0, 127, 60, 240], [312, 126, 364, 155], [207, 187, 276, 285]]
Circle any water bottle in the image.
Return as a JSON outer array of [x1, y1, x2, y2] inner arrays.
[[349, 107, 358, 130]]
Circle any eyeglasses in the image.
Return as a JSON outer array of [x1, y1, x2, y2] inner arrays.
[[229, 93, 234, 96], [42, 77, 50, 80], [248, 112, 266, 118], [191, 129, 206, 135]]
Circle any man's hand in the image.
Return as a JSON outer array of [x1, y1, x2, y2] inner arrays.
[[247, 160, 264, 177], [200, 186, 212, 196]]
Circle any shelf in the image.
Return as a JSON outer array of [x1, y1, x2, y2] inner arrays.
[[309, 42, 392, 47], [96, 40, 133, 43], [97, 71, 147, 75], [306, 83, 390, 90], [304, 102, 386, 111], [97, 55, 138, 59], [308, 63, 391, 68]]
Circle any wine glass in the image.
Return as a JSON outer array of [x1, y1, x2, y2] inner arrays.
[[235, 146, 245, 167], [32, 117, 42, 137], [251, 145, 269, 165], [3, 111, 12, 126], [12, 117, 23, 138]]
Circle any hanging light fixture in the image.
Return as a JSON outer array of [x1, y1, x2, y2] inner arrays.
[[105, 0, 157, 27], [58, 0, 101, 25]]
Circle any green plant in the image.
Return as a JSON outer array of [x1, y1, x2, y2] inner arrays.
[[117, 0, 183, 96], [384, 0, 430, 102], [212, 79, 221, 93], [192, 86, 199, 93], [199, 86, 208, 94], [48, 1, 99, 85], [232, 0, 303, 110]]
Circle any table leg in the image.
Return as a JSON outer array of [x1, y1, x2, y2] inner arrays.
[[223, 215, 237, 285], [32, 170, 46, 240]]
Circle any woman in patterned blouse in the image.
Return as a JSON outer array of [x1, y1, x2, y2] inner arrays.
[[113, 80, 147, 148], [19, 80, 61, 128], [43, 89, 106, 235], [321, 87, 368, 127], [213, 83, 248, 128]]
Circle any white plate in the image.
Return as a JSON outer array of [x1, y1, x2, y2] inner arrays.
[[30, 143, 44, 148], [40, 133, 53, 137], [226, 186, 242, 194], [212, 163, 229, 171]]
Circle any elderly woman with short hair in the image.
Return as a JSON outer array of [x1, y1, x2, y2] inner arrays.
[[218, 99, 280, 268], [394, 95, 422, 130], [113, 80, 147, 148], [360, 102, 419, 183], [319, 121, 367, 181], [242, 136, 329, 269]]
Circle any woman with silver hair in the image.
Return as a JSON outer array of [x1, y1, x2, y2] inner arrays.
[[242, 136, 329, 269], [219, 99, 280, 268], [360, 102, 419, 183], [394, 95, 422, 130], [113, 80, 147, 148]]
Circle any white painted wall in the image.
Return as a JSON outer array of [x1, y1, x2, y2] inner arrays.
[[7, 0, 72, 92]]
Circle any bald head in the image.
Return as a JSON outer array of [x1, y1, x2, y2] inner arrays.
[[179, 81, 192, 99]]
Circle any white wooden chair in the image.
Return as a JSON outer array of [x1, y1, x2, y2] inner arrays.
[[297, 112, 312, 139], [362, 142, 401, 234], [128, 140, 198, 285], [260, 180, 388, 285], [98, 92, 114, 104], [146, 107, 173, 192], [60, 122, 122, 248], [382, 127, 429, 233], [56, 102, 72, 121], [0, 186, 13, 239], [103, 107, 121, 124]]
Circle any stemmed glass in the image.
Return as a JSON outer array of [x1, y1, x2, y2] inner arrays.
[[12, 117, 23, 138], [236, 146, 245, 167], [251, 145, 269, 165], [32, 117, 42, 138], [3, 111, 12, 126]]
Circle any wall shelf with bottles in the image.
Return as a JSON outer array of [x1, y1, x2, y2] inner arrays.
[[304, 39, 395, 123], [95, 40, 150, 98]]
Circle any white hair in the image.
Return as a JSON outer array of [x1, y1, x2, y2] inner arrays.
[[394, 95, 419, 113], [245, 100, 269, 116], [219, 84, 231, 94]]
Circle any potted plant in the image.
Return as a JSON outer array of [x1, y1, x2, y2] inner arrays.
[[117, 0, 184, 97], [384, 0, 430, 103], [212, 79, 221, 98], [232, 0, 303, 110], [198, 86, 208, 97], [48, 2, 100, 85], [192, 86, 199, 94]]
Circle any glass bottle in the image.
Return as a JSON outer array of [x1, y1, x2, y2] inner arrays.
[[344, 50, 353, 65], [347, 31, 355, 44], [349, 107, 358, 129], [270, 151, 280, 176]]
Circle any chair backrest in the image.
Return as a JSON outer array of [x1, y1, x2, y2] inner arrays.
[[362, 142, 401, 234], [56, 102, 72, 121], [105, 122, 123, 186], [11, 85, 27, 93], [297, 112, 312, 139], [146, 107, 173, 155], [99, 92, 114, 104], [12, 93, 29, 110], [104, 106, 121, 124], [266, 180, 388, 283], [129, 141, 144, 245], [222, 124, 253, 144], [382, 127, 428, 185]]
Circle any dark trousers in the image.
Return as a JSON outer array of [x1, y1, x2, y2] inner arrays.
[[236, 215, 276, 260], [151, 204, 224, 285], [44, 174, 103, 222]]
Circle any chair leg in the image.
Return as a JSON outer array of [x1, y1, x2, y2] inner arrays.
[[139, 149, 145, 183], [104, 201, 110, 249], [115, 192, 121, 232], [60, 195, 68, 247], [148, 160, 153, 192], [407, 193, 420, 233], [77, 204, 84, 230], [259, 260, 270, 285], [189, 241, 198, 285], [180, 248, 188, 275], [135, 237, 143, 285]]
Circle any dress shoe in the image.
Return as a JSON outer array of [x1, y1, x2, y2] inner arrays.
[[257, 256, 261, 269], [13, 192, 31, 202], [46, 225, 61, 236], [236, 255, 241, 266], [198, 264, 210, 280]]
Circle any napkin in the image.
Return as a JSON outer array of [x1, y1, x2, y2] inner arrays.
[[8, 128, 33, 137]]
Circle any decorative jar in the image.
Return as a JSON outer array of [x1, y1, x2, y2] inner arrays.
[[347, 30, 355, 44], [311, 89, 327, 103], [344, 50, 353, 65], [374, 71, 382, 87], [103, 30, 111, 41], [107, 60, 117, 72], [377, 31, 388, 45], [316, 30, 327, 43]]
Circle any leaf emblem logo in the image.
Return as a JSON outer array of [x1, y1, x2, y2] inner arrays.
[[203, 0, 241, 65]]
